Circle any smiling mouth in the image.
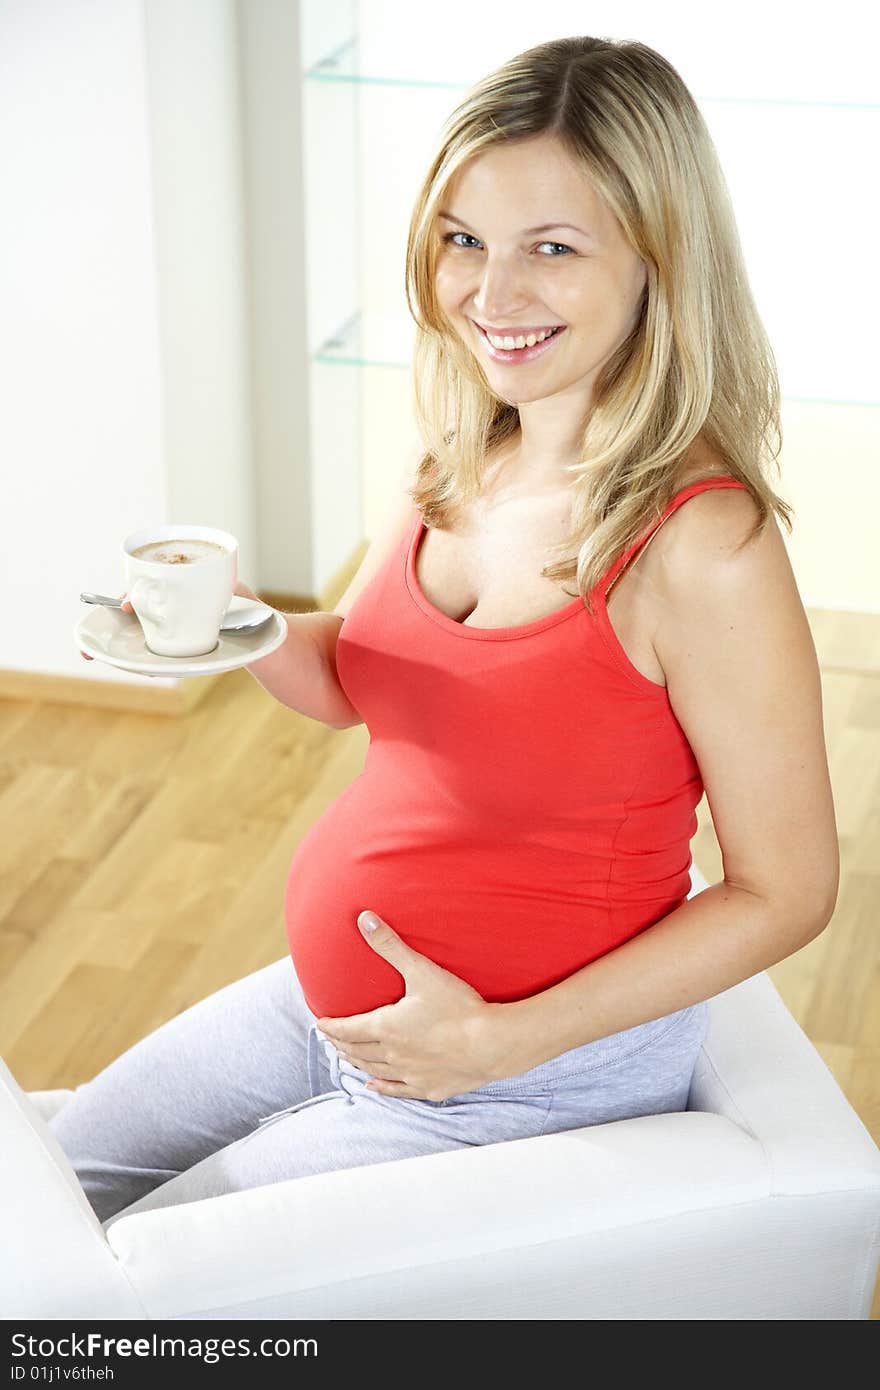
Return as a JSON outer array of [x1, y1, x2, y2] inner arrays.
[[472, 320, 567, 361]]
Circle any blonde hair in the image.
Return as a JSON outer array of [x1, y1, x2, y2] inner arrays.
[[404, 35, 792, 614]]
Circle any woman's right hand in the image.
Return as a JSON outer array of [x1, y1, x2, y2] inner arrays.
[[80, 594, 135, 660]]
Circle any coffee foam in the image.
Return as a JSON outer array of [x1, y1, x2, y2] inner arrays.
[[130, 538, 228, 565]]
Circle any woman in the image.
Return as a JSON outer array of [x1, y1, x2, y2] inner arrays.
[[57, 35, 838, 1231]]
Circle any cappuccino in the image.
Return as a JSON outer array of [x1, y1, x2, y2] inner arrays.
[[131, 538, 228, 565]]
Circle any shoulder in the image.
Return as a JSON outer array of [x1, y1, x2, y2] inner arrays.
[[651, 482, 782, 591], [651, 482, 816, 763], [649, 472, 808, 697], [651, 484, 800, 675]]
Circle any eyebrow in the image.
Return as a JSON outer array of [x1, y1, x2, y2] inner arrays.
[[437, 210, 594, 239]]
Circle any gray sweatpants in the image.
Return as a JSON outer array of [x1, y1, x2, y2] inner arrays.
[[47, 954, 709, 1233]]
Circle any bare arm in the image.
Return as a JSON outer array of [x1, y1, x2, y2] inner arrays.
[[241, 603, 356, 730]]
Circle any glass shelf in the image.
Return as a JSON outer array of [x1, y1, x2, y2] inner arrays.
[[303, 30, 880, 105], [305, 36, 469, 90], [315, 311, 415, 369]]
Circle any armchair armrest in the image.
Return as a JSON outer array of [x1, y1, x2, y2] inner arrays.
[[107, 1110, 767, 1319], [0, 1057, 144, 1318]]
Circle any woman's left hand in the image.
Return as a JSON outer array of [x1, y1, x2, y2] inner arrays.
[[315, 911, 508, 1101]]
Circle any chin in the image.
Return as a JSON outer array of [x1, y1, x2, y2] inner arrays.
[[493, 375, 570, 403]]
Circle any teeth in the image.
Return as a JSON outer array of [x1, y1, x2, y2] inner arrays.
[[486, 326, 559, 350]]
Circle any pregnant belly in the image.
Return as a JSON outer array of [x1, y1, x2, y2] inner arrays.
[[284, 782, 620, 1021]]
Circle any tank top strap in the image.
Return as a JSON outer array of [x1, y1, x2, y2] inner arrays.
[[594, 476, 749, 598]]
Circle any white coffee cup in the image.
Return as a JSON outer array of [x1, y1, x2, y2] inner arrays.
[[122, 524, 238, 657]]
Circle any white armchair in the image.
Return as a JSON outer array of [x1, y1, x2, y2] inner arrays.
[[3, 864, 880, 1320]]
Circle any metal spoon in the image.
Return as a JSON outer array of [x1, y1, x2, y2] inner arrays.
[[79, 591, 275, 634]]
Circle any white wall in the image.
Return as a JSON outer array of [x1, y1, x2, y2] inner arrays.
[[143, 0, 256, 588], [238, 0, 314, 596], [0, 0, 365, 693], [0, 0, 168, 685], [0, 0, 258, 687]]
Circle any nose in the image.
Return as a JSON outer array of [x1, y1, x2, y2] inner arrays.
[[471, 254, 533, 326]]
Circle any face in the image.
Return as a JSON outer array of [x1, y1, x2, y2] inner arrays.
[[434, 133, 648, 418]]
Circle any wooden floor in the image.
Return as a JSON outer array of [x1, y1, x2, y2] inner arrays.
[[0, 638, 877, 1315]]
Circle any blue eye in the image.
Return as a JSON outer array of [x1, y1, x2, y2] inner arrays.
[[442, 232, 480, 250], [441, 232, 573, 257]]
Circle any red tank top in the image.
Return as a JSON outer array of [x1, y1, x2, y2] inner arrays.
[[285, 476, 748, 1020]]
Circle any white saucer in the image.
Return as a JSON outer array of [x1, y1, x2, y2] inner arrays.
[[74, 596, 287, 678]]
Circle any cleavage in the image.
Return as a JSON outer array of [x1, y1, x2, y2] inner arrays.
[[415, 500, 667, 685], [416, 496, 577, 628]]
